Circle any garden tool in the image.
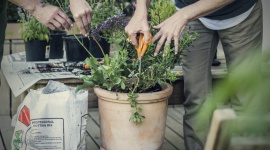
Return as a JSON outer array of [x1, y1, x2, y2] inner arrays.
[[135, 33, 152, 72]]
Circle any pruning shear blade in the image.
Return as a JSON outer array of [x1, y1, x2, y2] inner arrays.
[[135, 33, 152, 72]]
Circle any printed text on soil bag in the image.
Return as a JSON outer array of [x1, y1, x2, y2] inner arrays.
[[29, 118, 64, 149]]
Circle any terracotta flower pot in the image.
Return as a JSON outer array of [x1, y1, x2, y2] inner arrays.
[[94, 83, 173, 150]]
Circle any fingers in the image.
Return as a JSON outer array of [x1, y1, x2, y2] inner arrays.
[[142, 29, 150, 42], [174, 36, 179, 55], [54, 15, 69, 30], [74, 13, 91, 36], [130, 33, 138, 47], [50, 19, 64, 30], [87, 12, 92, 34], [81, 15, 90, 36], [154, 35, 166, 56], [58, 11, 73, 29], [47, 23, 57, 30], [153, 22, 163, 30], [74, 16, 86, 35]]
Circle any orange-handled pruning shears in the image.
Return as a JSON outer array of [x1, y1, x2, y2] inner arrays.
[[135, 33, 152, 72]]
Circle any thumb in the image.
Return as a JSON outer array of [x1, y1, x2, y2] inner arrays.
[[142, 30, 151, 43], [153, 22, 164, 29]]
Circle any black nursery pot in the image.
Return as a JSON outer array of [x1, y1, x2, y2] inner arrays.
[[25, 40, 48, 61], [63, 35, 90, 61], [49, 30, 67, 59], [89, 37, 110, 58]]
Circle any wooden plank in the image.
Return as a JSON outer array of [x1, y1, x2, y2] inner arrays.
[[0, 70, 10, 115], [0, 116, 12, 150], [85, 131, 99, 150], [86, 112, 101, 148], [1, 127, 14, 150], [11, 94, 21, 116], [167, 107, 184, 125], [166, 115, 184, 139], [164, 127, 185, 150], [173, 105, 185, 115], [0, 116, 11, 129], [162, 139, 178, 150], [5, 23, 21, 40], [0, 132, 4, 150]]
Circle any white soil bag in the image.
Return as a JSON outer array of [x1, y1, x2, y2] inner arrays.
[[11, 80, 88, 150]]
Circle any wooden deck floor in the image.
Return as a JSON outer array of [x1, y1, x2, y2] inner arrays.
[[0, 105, 185, 150]]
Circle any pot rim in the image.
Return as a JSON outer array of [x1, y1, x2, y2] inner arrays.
[[62, 34, 88, 39], [94, 83, 173, 103]]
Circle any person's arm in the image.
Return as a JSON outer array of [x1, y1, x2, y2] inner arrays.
[[152, 0, 234, 55], [125, 0, 151, 46], [9, 0, 73, 30], [69, 0, 92, 36]]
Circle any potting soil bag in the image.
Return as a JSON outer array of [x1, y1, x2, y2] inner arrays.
[[11, 80, 88, 150]]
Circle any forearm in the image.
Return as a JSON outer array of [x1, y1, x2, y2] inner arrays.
[[8, 0, 41, 14], [178, 0, 234, 22], [134, 0, 151, 16]]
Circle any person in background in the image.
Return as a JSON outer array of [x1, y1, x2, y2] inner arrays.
[[125, 0, 262, 150], [0, 0, 92, 68]]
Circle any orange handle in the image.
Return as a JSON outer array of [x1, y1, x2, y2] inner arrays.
[[140, 34, 152, 57], [136, 34, 144, 57]]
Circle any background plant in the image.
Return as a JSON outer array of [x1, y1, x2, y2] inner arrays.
[[7, 2, 20, 22], [17, 8, 50, 42]]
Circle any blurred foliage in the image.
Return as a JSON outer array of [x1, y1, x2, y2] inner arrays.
[[7, 2, 20, 22], [197, 50, 270, 142], [149, 0, 176, 26], [89, 0, 123, 30]]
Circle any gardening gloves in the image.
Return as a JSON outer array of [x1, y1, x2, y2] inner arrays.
[[70, 0, 92, 37]]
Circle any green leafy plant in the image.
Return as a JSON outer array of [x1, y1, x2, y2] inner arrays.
[[90, 0, 123, 30], [149, 0, 176, 26], [17, 8, 50, 42], [76, 0, 199, 124]]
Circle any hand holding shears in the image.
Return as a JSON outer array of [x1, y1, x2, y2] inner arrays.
[[135, 33, 152, 72], [135, 33, 152, 60]]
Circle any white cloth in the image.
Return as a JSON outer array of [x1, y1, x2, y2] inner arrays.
[[177, 4, 256, 30]]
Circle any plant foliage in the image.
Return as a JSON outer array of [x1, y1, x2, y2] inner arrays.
[[76, 0, 199, 124], [17, 8, 50, 42]]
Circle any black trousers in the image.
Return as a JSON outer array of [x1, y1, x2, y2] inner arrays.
[[0, 0, 7, 68]]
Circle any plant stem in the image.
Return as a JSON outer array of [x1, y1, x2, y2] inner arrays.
[[72, 29, 95, 58], [92, 36, 106, 57]]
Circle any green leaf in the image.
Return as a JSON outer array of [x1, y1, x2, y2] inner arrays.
[[121, 81, 125, 90], [112, 77, 121, 85], [104, 54, 110, 66], [76, 80, 95, 93]]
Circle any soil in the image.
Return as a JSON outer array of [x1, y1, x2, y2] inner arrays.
[[111, 84, 162, 93]]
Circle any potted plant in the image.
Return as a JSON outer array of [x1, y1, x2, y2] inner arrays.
[[18, 8, 50, 61], [76, 0, 198, 149]]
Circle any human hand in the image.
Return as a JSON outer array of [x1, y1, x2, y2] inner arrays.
[[152, 11, 188, 56], [70, 0, 92, 36], [125, 11, 150, 47], [31, 4, 73, 30]]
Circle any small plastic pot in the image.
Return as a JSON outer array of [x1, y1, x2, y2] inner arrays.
[[49, 30, 67, 59], [63, 35, 90, 61], [89, 37, 110, 58], [25, 40, 48, 62]]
